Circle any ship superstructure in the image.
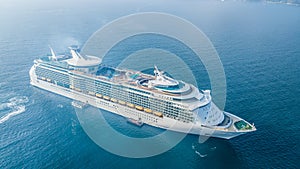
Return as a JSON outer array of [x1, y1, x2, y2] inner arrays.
[[29, 47, 256, 139]]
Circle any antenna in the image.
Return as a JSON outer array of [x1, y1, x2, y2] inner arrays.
[[69, 46, 87, 60], [48, 46, 57, 61], [154, 65, 163, 77]]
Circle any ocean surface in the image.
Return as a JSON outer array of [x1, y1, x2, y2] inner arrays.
[[0, 1, 299, 168]]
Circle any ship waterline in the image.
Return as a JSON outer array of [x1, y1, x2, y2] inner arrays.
[[29, 47, 256, 139]]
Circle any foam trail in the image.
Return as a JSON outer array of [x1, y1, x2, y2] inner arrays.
[[0, 106, 26, 124], [9, 96, 29, 105], [0, 96, 28, 111], [0, 103, 9, 111], [195, 150, 208, 158], [210, 147, 216, 151]]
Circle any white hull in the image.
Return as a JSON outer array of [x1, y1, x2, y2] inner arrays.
[[30, 66, 251, 139]]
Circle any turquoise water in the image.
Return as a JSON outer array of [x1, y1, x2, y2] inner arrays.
[[0, 1, 299, 168]]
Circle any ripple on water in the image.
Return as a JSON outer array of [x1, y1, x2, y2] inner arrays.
[[0, 96, 29, 124]]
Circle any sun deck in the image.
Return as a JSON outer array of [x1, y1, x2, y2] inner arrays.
[[37, 47, 211, 111], [69, 66, 204, 100]]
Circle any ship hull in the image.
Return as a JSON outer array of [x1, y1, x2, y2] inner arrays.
[[30, 66, 250, 139]]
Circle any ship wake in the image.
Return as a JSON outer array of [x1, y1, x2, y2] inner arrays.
[[0, 96, 28, 124], [0, 106, 26, 124], [192, 143, 217, 158]]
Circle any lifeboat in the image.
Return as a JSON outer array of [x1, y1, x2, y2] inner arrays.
[[110, 98, 118, 103], [118, 100, 126, 105], [135, 105, 144, 111], [41, 77, 46, 81], [126, 102, 135, 108], [144, 108, 152, 113], [96, 93, 102, 98], [127, 118, 143, 127], [70, 85, 74, 89], [71, 101, 87, 109], [88, 91, 95, 96], [46, 78, 51, 82], [154, 111, 163, 117], [75, 88, 81, 92], [103, 96, 110, 100]]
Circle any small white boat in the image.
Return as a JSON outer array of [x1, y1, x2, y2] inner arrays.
[[71, 101, 87, 109], [127, 118, 143, 127]]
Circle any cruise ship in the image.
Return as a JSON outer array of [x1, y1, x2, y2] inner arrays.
[[29, 47, 256, 139]]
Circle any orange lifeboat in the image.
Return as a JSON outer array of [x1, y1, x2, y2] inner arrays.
[[154, 111, 163, 117], [144, 108, 152, 113], [75, 88, 81, 92], [135, 105, 144, 111], [126, 103, 135, 108], [118, 100, 126, 105], [96, 93, 102, 98], [103, 96, 110, 100], [110, 98, 118, 103]]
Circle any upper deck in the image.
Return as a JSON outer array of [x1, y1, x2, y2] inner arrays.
[[35, 47, 211, 110]]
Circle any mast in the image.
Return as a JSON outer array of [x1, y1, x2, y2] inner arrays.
[[49, 46, 57, 61]]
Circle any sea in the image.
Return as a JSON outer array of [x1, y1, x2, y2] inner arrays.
[[0, 0, 299, 168]]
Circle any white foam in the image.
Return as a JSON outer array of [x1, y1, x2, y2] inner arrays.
[[0, 106, 26, 124], [195, 150, 207, 158], [210, 147, 216, 151], [57, 104, 64, 108], [71, 118, 78, 135], [0, 96, 29, 111], [0, 103, 10, 111], [8, 96, 29, 105]]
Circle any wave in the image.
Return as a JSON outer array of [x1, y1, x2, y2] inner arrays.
[[71, 118, 78, 135], [195, 150, 208, 158], [57, 104, 64, 108], [0, 106, 26, 124], [0, 96, 29, 124], [8, 96, 29, 105], [210, 147, 216, 151], [192, 143, 208, 157], [0, 96, 29, 111], [0, 103, 10, 111]]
